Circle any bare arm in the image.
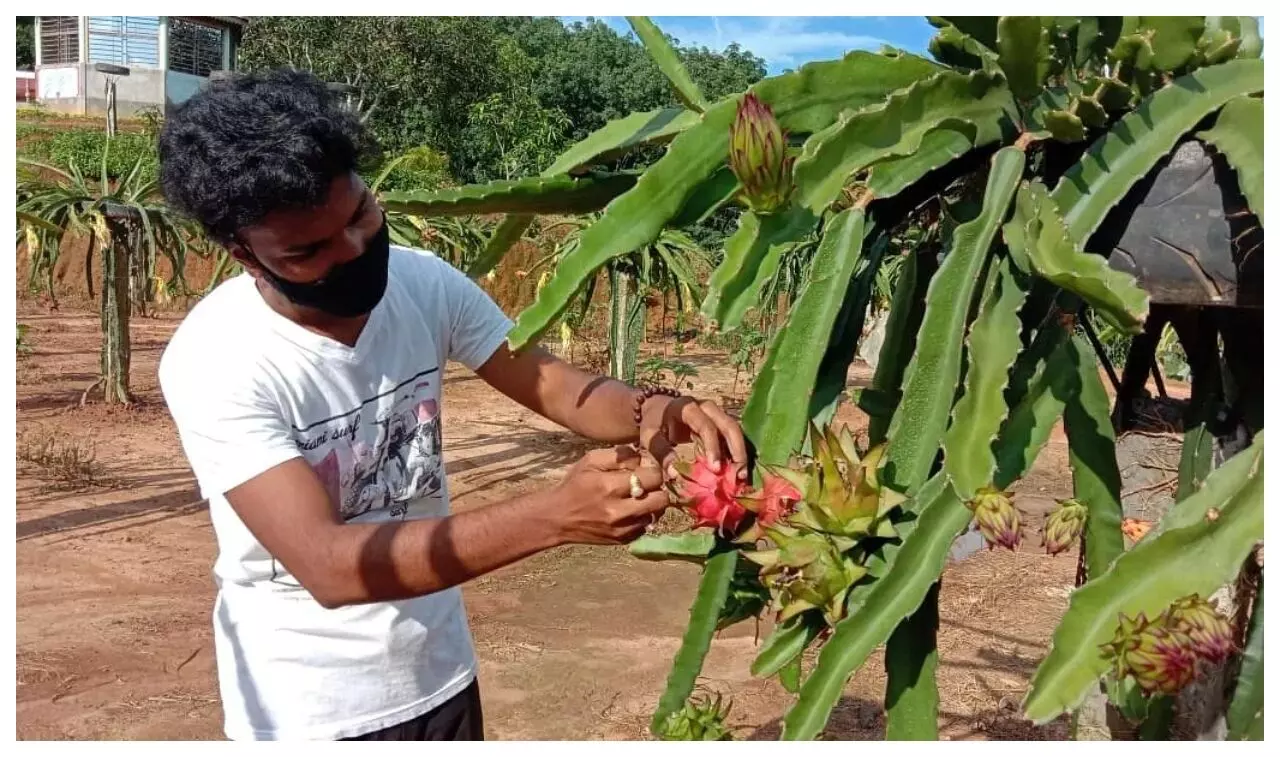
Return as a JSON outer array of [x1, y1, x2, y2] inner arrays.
[[476, 343, 750, 476], [226, 449, 666, 609], [475, 343, 641, 443]]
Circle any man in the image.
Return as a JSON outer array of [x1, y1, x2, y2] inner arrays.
[[156, 68, 748, 742]]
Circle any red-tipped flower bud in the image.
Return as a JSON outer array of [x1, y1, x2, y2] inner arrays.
[[729, 93, 794, 214]]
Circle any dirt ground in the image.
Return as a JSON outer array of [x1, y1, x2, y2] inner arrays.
[[15, 297, 1098, 741]]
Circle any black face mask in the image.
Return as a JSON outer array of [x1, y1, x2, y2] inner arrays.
[[252, 215, 391, 319]]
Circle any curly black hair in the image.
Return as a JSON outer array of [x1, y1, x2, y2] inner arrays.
[[158, 68, 378, 243]]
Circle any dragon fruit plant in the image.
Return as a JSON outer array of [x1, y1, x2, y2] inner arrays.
[[657, 690, 736, 741], [388, 15, 1263, 742]]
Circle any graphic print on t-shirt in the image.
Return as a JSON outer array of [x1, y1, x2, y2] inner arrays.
[[294, 366, 444, 522]]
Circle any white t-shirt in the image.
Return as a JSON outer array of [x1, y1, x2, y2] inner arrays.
[[158, 246, 514, 740]]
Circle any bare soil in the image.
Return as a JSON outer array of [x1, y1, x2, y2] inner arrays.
[[16, 296, 1128, 741]]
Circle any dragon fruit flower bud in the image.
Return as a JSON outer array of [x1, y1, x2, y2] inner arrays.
[[1102, 611, 1198, 696], [966, 486, 1022, 551], [1043, 498, 1087, 556], [729, 93, 794, 215], [1168, 594, 1235, 665]]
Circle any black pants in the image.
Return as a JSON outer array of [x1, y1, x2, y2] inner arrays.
[[343, 679, 484, 741]]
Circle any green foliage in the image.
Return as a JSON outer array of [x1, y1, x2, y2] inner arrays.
[[16, 324, 33, 356], [752, 616, 821, 678], [637, 356, 699, 390], [1196, 96, 1264, 225], [23, 130, 158, 183], [650, 551, 737, 735], [504, 51, 940, 349], [1050, 57, 1262, 242], [17, 150, 200, 304], [1009, 180, 1150, 333], [862, 244, 928, 445], [16, 17, 34, 69], [995, 16, 1053, 101], [1226, 579, 1264, 740], [1062, 336, 1127, 579], [884, 582, 941, 739], [381, 171, 639, 218], [239, 16, 765, 184], [628, 531, 716, 563], [464, 90, 572, 182], [529, 214, 708, 382], [784, 327, 1076, 739], [883, 146, 1024, 495], [368, 146, 455, 194], [627, 16, 708, 112], [1143, 431, 1262, 542], [740, 208, 869, 466], [135, 106, 165, 143], [15, 122, 53, 143], [942, 253, 1031, 499], [722, 324, 768, 395], [656, 689, 735, 741], [420, 216, 495, 271], [417, 16, 1266, 741], [1023, 433, 1263, 723], [18, 143, 205, 402]]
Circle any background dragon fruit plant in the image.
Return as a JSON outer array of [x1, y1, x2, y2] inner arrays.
[[387, 16, 1264, 741]]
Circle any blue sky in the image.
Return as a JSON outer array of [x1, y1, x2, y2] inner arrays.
[[562, 16, 1264, 74], [561, 17, 937, 74]]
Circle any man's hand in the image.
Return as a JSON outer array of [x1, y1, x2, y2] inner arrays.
[[638, 395, 750, 482], [221, 446, 667, 609], [549, 446, 670, 545], [474, 342, 750, 480]]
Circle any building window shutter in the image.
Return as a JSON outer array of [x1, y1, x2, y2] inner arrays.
[[168, 18, 225, 77], [87, 16, 160, 67], [39, 16, 80, 65]]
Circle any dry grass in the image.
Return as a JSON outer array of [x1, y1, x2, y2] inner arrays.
[[16, 426, 107, 487]]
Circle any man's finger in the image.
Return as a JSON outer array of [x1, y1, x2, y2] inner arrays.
[[616, 511, 663, 542], [644, 432, 679, 479], [620, 490, 671, 519], [700, 402, 749, 478], [603, 464, 664, 497], [680, 404, 724, 472]]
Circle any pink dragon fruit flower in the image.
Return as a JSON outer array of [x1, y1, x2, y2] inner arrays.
[[674, 455, 749, 536]]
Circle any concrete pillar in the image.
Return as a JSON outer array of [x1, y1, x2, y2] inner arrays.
[[158, 17, 169, 110], [78, 16, 89, 114]]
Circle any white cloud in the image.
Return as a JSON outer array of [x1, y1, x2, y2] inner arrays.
[[658, 17, 891, 70]]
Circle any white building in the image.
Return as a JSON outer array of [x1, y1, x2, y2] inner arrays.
[[32, 16, 248, 115]]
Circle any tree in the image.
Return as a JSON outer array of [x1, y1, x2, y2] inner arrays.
[[239, 16, 513, 177], [17, 16, 34, 70], [386, 15, 1264, 741], [239, 16, 767, 183]]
